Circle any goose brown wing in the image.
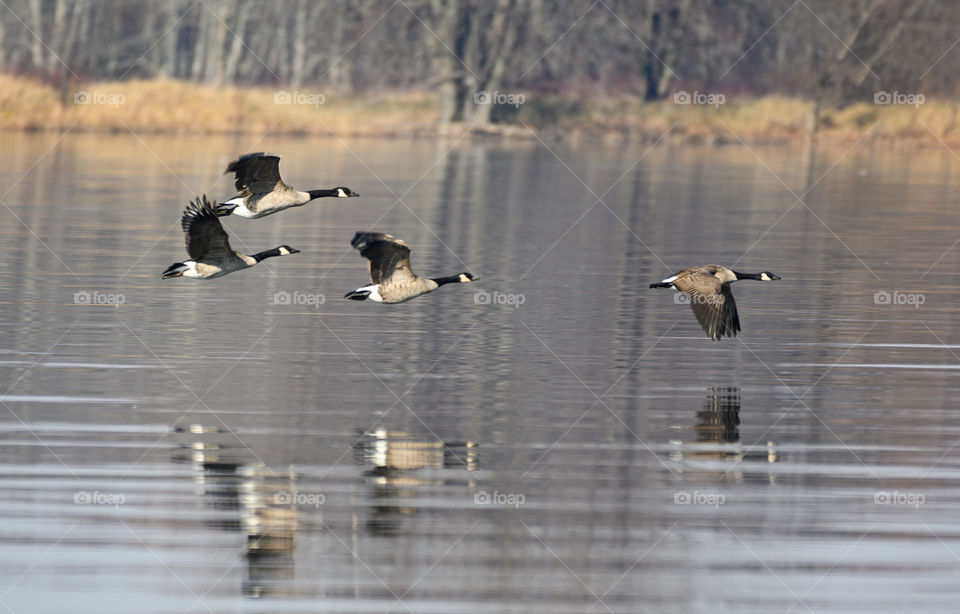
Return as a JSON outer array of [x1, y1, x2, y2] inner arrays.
[[688, 284, 741, 340], [673, 271, 734, 340], [225, 153, 286, 197], [721, 287, 742, 337], [182, 196, 232, 259], [351, 232, 416, 284]]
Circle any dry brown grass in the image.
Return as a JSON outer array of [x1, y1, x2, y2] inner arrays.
[[0, 75, 439, 136], [2, 73, 960, 146]]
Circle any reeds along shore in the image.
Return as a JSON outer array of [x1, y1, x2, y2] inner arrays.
[[1, 73, 957, 145]]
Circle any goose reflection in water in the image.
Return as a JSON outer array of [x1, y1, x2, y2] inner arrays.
[[671, 388, 778, 482], [171, 424, 299, 599], [353, 429, 479, 537]]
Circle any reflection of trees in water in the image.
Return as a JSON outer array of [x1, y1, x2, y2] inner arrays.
[[353, 429, 479, 537]]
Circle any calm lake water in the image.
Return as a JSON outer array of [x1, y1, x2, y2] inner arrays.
[[1, 132, 960, 612]]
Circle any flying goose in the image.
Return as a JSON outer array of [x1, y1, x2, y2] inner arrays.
[[162, 196, 300, 279], [216, 152, 359, 218], [344, 232, 475, 303], [649, 265, 780, 340]]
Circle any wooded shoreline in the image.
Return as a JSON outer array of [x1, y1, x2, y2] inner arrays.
[[2, 74, 959, 147]]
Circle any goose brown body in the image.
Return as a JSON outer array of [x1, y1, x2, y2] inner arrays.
[[345, 232, 475, 303], [161, 196, 300, 279], [219, 152, 358, 218], [649, 265, 780, 340]]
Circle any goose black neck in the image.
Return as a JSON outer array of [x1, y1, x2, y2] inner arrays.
[[433, 274, 463, 286], [733, 271, 762, 281], [253, 247, 284, 262], [307, 188, 339, 199]]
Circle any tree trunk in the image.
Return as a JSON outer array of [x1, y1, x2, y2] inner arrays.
[[205, 0, 228, 85], [46, 0, 68, 74], [190, 6, 208, 81], [290, 0, 308, 88], [641, 0, 689, 101], [159, 0, 180, 78], [431, 0, 468, 122], [223, 0, 251, 85], [816, 0, 926, 106], [27, 0, 44, 71], [468, 0, 523, 124], [328, 0, 359, 93], [62, 0, 85, 81]]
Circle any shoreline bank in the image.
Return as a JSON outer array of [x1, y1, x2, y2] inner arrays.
[[2, 74, 958, 148]]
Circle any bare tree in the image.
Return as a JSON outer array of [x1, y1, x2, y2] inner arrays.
[[0, 0, 954, 121]]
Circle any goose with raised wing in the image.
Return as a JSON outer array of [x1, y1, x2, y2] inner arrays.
[[217, 152, 358, 218], [344, 232, 475, 303], [649, 265, 780, 340], [162, 196, 300, 279]]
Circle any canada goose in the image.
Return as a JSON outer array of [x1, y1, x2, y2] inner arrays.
[[344, 232, 476, 303], [162, 196, 300, 279], [216, 152, 359, 218], [649, 265, 780, 340]]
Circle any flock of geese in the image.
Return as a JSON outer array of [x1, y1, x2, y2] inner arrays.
[[162, 152, 477, 303], [162, 152, 780, 338]]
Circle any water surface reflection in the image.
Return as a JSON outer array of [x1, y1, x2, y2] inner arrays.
[[2, 134, 960, 612]]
